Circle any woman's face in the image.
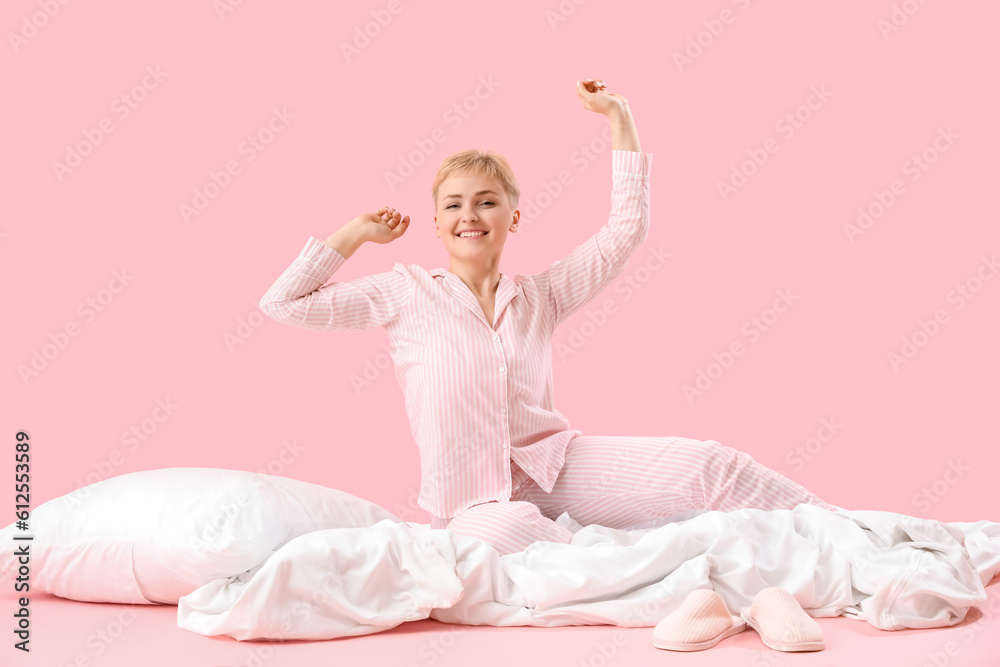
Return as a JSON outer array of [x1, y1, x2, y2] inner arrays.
[[435, 171, 519, 266]]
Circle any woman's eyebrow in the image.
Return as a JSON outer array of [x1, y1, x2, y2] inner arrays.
[[443, 190, 498, 200]]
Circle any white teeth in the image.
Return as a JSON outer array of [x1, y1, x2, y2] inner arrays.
[[458, 231, 486, 238]]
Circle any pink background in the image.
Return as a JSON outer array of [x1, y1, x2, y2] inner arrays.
[[3, 0, 999, 665]]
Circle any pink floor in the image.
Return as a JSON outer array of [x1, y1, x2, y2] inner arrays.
[[3, 572, 998, 666]]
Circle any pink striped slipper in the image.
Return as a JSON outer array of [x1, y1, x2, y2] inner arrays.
[[652, 588, 747, 651], [740, 587, 826, 651]]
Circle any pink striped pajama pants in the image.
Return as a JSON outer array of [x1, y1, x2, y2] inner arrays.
[[430, 435, 837, 556]]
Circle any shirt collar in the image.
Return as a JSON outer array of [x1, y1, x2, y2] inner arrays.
[[430, 268, 522, 326], [430, 267, 520, 286]]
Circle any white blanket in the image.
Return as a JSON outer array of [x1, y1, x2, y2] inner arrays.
[[175, 504, 1000, 641]]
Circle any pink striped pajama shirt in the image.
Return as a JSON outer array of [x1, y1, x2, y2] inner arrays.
[[260, 149, 836, 556]]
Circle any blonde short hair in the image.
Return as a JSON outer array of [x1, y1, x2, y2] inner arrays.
[[431, 148, 520, 211]]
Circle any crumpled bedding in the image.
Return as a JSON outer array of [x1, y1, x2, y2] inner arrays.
[[175, 504, 1000, 641]]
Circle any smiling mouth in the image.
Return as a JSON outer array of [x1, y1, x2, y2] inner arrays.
[[456, 231, 489, 238]]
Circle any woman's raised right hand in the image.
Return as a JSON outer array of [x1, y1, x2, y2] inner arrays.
[[353, 206, 410, 245]]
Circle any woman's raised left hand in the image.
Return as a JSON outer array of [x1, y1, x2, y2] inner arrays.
[[575, 78, 629, 117]]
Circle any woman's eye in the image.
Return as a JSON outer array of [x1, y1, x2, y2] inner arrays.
[[447, 201, 494, 209]]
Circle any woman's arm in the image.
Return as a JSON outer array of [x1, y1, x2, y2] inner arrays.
[[538, 147, 652, 330], [259, 214, 414, 332], [534, 80, 652, 330], [579, 77, 641, 152], [322, 220, 368, 259], [610, 103, 641, 152]]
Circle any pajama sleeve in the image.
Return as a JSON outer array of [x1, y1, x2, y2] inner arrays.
[[258, 236, 413, 332], [533, 149, 653, 331]]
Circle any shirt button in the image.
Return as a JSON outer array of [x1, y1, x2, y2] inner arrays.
[[527, 464, 534, 471], [499, 366, 506, 373], [503, 443, 509, 449], [492, 335, 499, 341], [501, 406, 507, 413]]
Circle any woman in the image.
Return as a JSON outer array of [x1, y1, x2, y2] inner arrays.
[[259, 78, 838, 558]]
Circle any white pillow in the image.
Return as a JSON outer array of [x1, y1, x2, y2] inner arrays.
[[0, 468, 402, 605]]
